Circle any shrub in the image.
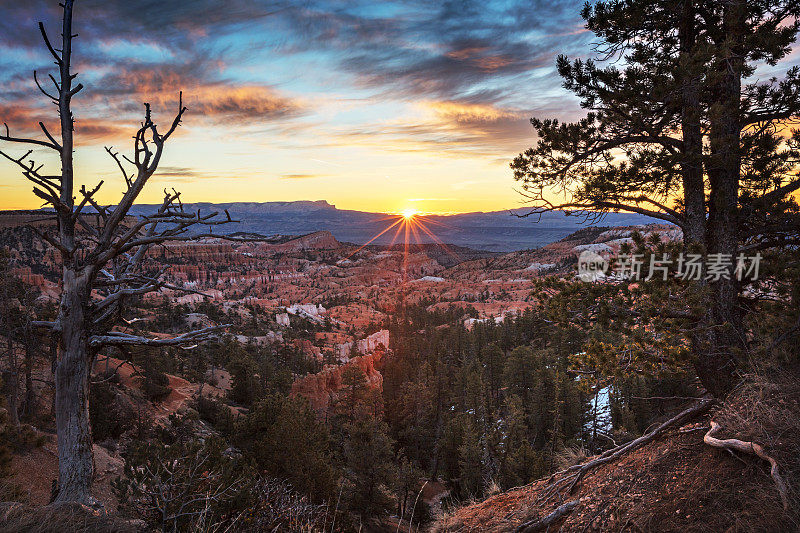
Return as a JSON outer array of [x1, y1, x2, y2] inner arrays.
[[196, 395, 235, 434], [113, 436, 244, 531], [240, 478, 326, 531], [141, 367, 171, 402]]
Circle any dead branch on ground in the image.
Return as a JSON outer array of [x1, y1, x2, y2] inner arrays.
[[514, 500, 579, 533], [703, 420, 790, 510], [526, 396, 713, 509]]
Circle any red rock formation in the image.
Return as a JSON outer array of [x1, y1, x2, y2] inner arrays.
[[10, 267, 46, 288], [290, 348, 385, 415], [293, 339, 322, 361]]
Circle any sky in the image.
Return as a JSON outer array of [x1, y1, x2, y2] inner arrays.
[[2, 2, 796, 215], [0, 0, 597, 214]]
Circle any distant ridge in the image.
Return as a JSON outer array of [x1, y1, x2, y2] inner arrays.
[[8, 201, 660, 252]]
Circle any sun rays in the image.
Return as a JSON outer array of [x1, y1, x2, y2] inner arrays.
[[344, 211, 462, 278]]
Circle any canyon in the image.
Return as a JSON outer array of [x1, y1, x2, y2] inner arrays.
[[0, 210, 679, 420]]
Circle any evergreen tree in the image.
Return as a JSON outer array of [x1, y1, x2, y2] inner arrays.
[[228, 354, 263, 407], [235, 394, 336, 501], [342, 417, 397, 519], [457, 417, 484, 498], [511, 0, 800, 395], [480, 343, 504, 410], [499, 394, 544, 488]]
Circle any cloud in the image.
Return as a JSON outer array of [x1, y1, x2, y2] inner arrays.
[[89, 62, 304, 124], [0, 101, 129, 146], [1, 63, 304, 147], [191, 86, 301, 122], [154, 166, 201, 177], [279, 173, 323, 179], [73, 119, 129, 142], [269, 0, 590, 107], [0, 102, 45, 129], [327, 99, 535, 158], [0, 0, 589, 109], [152, 166, 235, 182], [0, 0, 592, 160]]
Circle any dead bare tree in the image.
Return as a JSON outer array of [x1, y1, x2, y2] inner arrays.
[[0, 0, 242, 504]]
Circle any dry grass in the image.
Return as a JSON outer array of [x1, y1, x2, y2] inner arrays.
[[708, 370, 800, 513], [484, 479, 502, 497], [429, 493, 480, 533], [0, 502, 136, 533], [715, 372, 800, 452], [554, 444, 590, 470]]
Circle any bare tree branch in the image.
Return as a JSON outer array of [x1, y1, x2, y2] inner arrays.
[[88, 325, 230, 348], [0, 122, 60, 151]]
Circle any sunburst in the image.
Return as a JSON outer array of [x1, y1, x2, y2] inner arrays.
[[344, 210, 462, 281], [401, 208, 418, 220]]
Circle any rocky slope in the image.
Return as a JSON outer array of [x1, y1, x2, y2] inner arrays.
[[432, 373, 800, 532]]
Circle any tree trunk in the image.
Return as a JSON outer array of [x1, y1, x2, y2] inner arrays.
[[699, 0, 746, 397], [53, 268, 94, 504], [48, 0, 95, 504], [24, 343, 35, 419], [678, 0, 706, 247]]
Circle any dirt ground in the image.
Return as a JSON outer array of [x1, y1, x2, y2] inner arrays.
[[11, 438, 122, 510]]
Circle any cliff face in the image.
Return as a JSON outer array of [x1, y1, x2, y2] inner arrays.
[[290, 348, 385, 414], [142, 232, 340, 285]]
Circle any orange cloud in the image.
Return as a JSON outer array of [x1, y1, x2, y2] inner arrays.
[[99, 67, 302, 123], [473, 55, 513, 72], [426, 101, 518, 123], [190, 86, 301, 121], [446, 46, 490, 60], [0, 102, 127, 145], [279, 173, 324, 179], [445, 47, 514, 71]]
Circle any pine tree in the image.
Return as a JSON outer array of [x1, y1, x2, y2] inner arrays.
[[342, 417, 397, 519], [499, 394, 545, 488], [480, 343, 504, 410], [335, 365, 371, 423], [457, 417, 484, 498], [235, 394, 336, 501], [512, 0, 800, 395]]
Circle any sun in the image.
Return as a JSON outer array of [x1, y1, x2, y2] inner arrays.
[[401, 208, 418, 220]]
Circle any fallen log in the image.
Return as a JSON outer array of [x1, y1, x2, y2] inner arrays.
[[514, 500, 579, 533], [704, 421, 789, 510], [564, 396, 714, 493]]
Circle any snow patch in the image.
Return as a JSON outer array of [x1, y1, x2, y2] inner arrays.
[[414, 276, 446, 282]]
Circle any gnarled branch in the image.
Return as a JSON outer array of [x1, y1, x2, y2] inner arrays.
[[704, 421, 789, 510]]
